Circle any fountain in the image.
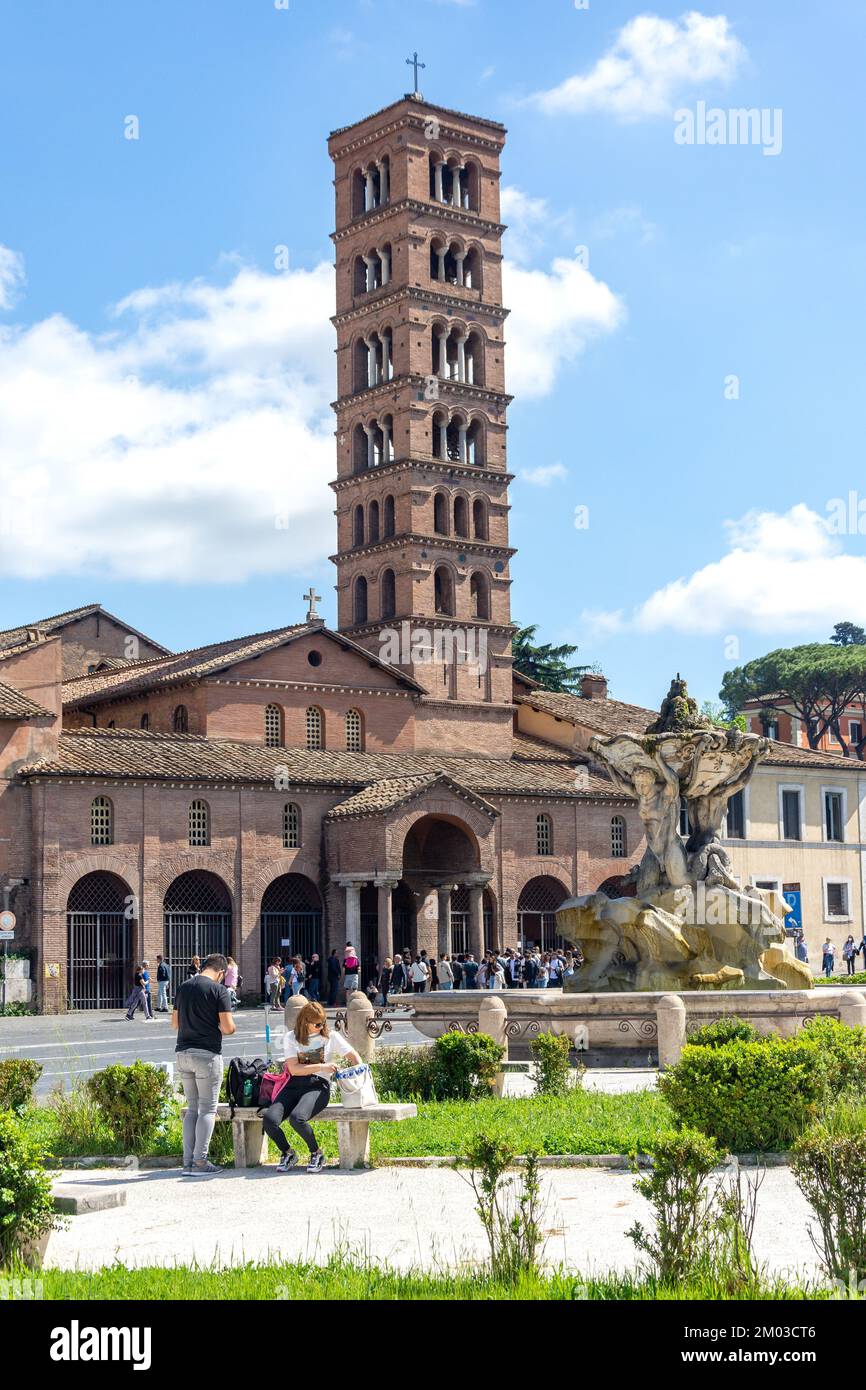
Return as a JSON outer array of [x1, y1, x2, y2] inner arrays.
[[557, 676, 811, 993]]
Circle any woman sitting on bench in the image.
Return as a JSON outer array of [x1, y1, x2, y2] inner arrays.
[[261, 1000, 361, 1174]]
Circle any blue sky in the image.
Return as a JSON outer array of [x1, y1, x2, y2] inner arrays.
[[1, 0, 864, 709]]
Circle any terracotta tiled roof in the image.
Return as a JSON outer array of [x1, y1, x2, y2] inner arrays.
[[760, 740, 861, 771], [518, 688, 658, 736], [0, 604, 170, 655], [327, 772, 499, 820], [20, 728, 614, 799], [62, 623, 425, 707], [0, 682, 52, 720]]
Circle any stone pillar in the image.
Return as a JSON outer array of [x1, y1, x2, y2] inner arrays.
[[380, 417, 391, 463], [365, 335, 378, 386], [362, 256, 375, 294], [437, 248, 446, 281], [453, 250, 466, 287], [656, 993, 687, 1069], [375, 880, 395, 968], [365, 168, 375, 210], [381, 332, 391, 381], [452, 166, 463, 208], [416, 886, 439, 958], [436, 885, 455, 959], [468, 885, 484, 962], [364, 425, 375, 470], [437, 329, 448, 377], [346, 989, 375, 1062], [478, 993, 508, 1057], [438, 418, 448, 460], [377, 246, 390, 285], [377, 159, 389, 204], [345, 881, 363, 951], [838, 990, 866, 1029], [458, 423, 468, 464], [434, 161, 445, 203], [456, 334, 466, 383]]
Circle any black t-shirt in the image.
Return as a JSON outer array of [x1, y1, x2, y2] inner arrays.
[[174, 974, 232, 1054]]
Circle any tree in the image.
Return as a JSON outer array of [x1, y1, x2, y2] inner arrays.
[[830, 622, 866, 647], [720, 644, 866, 755], [511, 623, 589, 693], [700, 700, 746, 732]]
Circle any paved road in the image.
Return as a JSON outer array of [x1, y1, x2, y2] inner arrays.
[[0, 1007, 428, 1096]]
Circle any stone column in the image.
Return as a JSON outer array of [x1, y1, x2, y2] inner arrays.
[[453, 250, 466, 287], [379, 247, 390, 285], [656, 993, 687, 1069], [458, 423, 468, 463], [437, 328, 448, 377], [416, 886, 439, 958], [365, 335, 378, 386], [468, 885, 484, 962], [436, 248, 447, 281], [380, 417, 391, 463], [456, 333, 466, 383], [436, 885, 455, 959], [365, 168, 375, 211], [362, 256, 375, 293], [382, 332, 391, 381], [364, 425, 375, 470], [434, 161, 445, 203], [374, 880, 395, 970], [437, 418, 448, 460], [451, 166, 463, 208], [345, 882, 363, 953], [377, 159, 389, 204]]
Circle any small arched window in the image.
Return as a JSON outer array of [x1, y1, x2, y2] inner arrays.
[[90, 796, 113, 847], [434, 566, 454, 616], [381, 567, 396, 619], [283, 803, 300, 849], [611, 815, 627, 858], [345, 708, 363, 752], [454, 496, 469, 537], [353, 575, 368, 624], [305, 707, 323, 750], [353, 504, 365, 547], [265, 704, 283, 748], [140, 713, 150, 730], [472, 498, 488, 539], [470, 571, 490, 620], [433, 493, 448, 534], [536, 813, 552, 856], [173, 705, 189, 734], [383, 495, 395, 537], [189, 800, 210, 847], [368, 499, 380, 543]]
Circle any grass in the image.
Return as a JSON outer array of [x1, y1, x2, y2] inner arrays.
[[10, 1256, 831, 1301], [20, 1087, 673, 1163]]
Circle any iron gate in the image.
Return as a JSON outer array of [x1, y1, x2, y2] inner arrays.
[[517, 876, 568, 953], [260, 875, 322, 989], [67, 873, 131, 1010], [164, 872, 232, 995]]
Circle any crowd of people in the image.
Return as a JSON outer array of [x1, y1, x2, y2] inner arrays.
[[821, 933, 866, 978], [375, 945, 582, 1004]]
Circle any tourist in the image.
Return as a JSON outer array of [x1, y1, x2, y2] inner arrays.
[[843, 935, 858, 976], [429, 956, 439, 990], [438, 954, 454, 990], [795, 931, 809, 964], [173, 952, 236, 1177], [822, 938, 837, 978], [536, 955, 550, 989], [265, 956, 282, 1010], [378, 957, 393, 1005], [306, 954, 321, 1002], [261, 1000, 360, 1174], [409, 954, 429, 992], [140, 960, 154, 1016], [187, 956, 201, 979], [326, 949, 341, 1007], [291, 956, 305, 996], [451, 955, 464, 990], [124, 962, 152, 1021], [155, 954, 171, 1012], [224, 956, 240, 1009], [524, 951, 539, 988], [548, 953, 563, 989], [462, 953, 479, 989], [343, 942, 361, 998], [486, 954, 506, 990], [390, 954, 407, 995]]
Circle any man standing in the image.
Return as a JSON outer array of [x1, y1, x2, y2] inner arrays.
[[462, 953, 479, 990], [326, 949, 341, 1006], [172, 953, 236, 1177], [155, 955, 171, 1013]]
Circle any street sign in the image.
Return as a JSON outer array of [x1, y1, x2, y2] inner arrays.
[[0, 910, 15, 932], [0, 932, 14, 942]]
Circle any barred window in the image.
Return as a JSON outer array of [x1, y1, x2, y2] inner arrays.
[[345, 708, 362, 751], [90, 796, 113, 846], [611, 815, 626, 858], [265, 704, 283, 748], [140, 713, 149, 730], [536, 813, 552, 856], [305, 707, 323, 750], [173, 705, 189, 734], [283, 803, 300, 849], [189, 800, 210, 847]]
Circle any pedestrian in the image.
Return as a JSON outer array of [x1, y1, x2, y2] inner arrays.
[[140, 960, 154, 1017], [326, 949, 341, 1007], [224, 956, 240, 1009], [462, 953, 479, 989], [451, 955, 464, 990], [187, 955, 201, 980], [486, 954, 505, 990], [343, 942, 361, 998], [525, 952, 539, 988], [429, 956, 439, 990], [378, 957, 393, 1006], [409, 954, 429, 993], [822, 938, 836, 978], [291, 956, 305, 996], [261, 1001, 361, 1174], [390, 954, 407, 996], [843, 935, 858, 976], [306, 954, 321, 1002], [155, 954, 171, 1012], [438, 954, 454, 991], [265, 956, 282, 1010], [124, 962, 152, 1021], [172, 952, 236, 1177], [795, 931, 809, 964]]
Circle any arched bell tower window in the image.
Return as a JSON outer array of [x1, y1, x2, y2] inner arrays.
[[353, 504, 365, 547], [454, 496, 469, 537], [381, 568, 396, 619], [353, 575, 368, 624], [433, 492, 449, 535], [368, 499, 380, 543], [470, 571, 490, 620], [434, 566, 454, 616], [472, 497, 488, 539], [383, 495, 395, 537]]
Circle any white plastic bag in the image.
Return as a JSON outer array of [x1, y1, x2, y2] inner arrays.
[[334, 1063, 378, 1108]]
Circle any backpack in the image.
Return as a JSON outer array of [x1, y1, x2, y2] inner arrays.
[[225, 1057, 268, 1116]]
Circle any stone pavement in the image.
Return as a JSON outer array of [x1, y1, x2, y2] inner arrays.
[[45, 1162, 823, 1281]]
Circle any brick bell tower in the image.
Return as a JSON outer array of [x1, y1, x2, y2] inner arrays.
[[328, 80, 516, 755]]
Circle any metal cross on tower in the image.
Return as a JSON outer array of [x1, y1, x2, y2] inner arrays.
[[405, 51, 425, 96]]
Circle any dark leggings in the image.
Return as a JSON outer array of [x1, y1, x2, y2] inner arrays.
[[261, 1079, 330, 1156]]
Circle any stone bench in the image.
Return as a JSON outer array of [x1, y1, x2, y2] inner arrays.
[[206, 1101, 417, 1171], [494, 1060, 531, 1097]]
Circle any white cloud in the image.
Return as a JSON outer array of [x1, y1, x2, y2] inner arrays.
[[522, 463, 568, 487], [504, 254, 626, 397], [0, 245, 26, 310], [581, 504, 866, 637], [531, 11, 746, 121], [590, 205, 657, 246]]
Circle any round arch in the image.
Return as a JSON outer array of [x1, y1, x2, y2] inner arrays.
[[260, 873, 323, 983], [163, 870, 232, 994], [67, 870, 135, 1010], [517, 875, 570, 954]]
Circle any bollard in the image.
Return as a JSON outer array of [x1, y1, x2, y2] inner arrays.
[[655, 993, 686, 1069], [838, 990, 866, 1030], [346, 990, 376, 1063], [478, 994, 509, 1095], [284, 994, 306, 1037]]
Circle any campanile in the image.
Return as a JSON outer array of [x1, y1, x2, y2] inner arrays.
[[328, 86, 516, 754]]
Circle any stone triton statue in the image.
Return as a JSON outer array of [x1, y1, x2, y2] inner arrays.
[[557, 677, 812, 992]]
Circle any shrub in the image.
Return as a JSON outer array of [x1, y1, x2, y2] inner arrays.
[[687, 1017, 760, 1048], [0, 1110, 58, 1265], [791, 1100, 866, 1285], [432, 1031, 503, 1100], [0, 1002, 36, 1018], [44, 1083, 110, 1152], [85, 1062, 173, 1153], [371, 1045, 440, 1101], [459, 1134, 544, 1283], [530, 1031, 574, 1097], [627, 1127, 722, 1285], [800, 1016, 866, 1096], [0, 1058, 43, 1111]]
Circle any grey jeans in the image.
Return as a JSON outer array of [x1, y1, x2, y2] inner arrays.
[[176, 1049, 223, 1165]]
